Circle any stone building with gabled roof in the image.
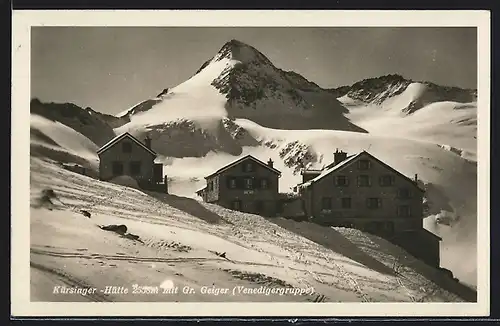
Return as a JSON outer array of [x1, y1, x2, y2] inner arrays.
[[97, 132, 165, 191], [197, 154, 281, 217], [295, 149, 441, 267]]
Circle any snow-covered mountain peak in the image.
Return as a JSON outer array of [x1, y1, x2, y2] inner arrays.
[[116, 40, 364, 132], [211, 39, 274, 66]]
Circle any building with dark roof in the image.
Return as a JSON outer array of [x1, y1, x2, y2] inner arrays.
[[295, 149, 441, 267], [97, 132, 165, 191], [196, 155, 281, 217]]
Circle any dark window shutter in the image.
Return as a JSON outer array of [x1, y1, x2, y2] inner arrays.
[[368, 176, 372, 186], [345, 177, 349, 186]]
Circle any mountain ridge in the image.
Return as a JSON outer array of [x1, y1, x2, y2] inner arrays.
[[328, 73, 477, 114]]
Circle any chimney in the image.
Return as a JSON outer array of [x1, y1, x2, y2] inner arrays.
[[267, 158, 274, 168], [144, 136, 152, 149], [333, 149, 348, 166], [414, 173, 418, 183]]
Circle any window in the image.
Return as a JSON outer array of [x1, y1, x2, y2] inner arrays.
[[228, 177, 237, 189], [398, 205, 411, 217], [341, 198, 352, 209], [357, 159, 371, 170], [243, 161, 254, 172], [112, 161, 124, 176], [379, 175, 395, 186], [208, 180, 214, 191], [357, 175, 371, 187], [232, 200, 242, 211], [335, 175, 349, 187], [260, 178, 269, 189], [321, 197, 332, 210], [367, 197, 382, 209], [398, 188, 412, 199], [244, 177, 253, 189], [129, 161, 141, 175], [122, 142, 132, 153]]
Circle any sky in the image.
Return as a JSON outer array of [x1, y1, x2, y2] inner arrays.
[[31, 27, 477, 115]]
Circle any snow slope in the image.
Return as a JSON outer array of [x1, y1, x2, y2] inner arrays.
[[30, 114, 99, 168], [30, 157, 475, 303], [30, 99, 118, 147], [339, 81, 477, 156]]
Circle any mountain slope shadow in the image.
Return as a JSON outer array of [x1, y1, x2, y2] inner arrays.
[[266, 218, 396, 277], [145, 192, 223, 224]]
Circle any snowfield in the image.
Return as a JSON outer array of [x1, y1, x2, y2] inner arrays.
[[30, 157, 476, 303], [342, 84, 477, 156]]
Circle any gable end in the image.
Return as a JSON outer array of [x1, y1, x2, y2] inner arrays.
[[97, 132, 157, 157], [205, 155, 281, 179]]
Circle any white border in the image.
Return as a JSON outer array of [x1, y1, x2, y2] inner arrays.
[[12, 10, 491, 317]]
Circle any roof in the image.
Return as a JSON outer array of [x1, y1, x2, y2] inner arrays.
[[324, 154, 356, 170], [204, 154, 281, 179], [399, 228, 442, 241], [299, 151, 425, 192], [97, 132, 157, 157], [421, 228, 442, 241], [299, 152, 362, 188], [195, 186, 207, 194], [301, 169, 322, 174]]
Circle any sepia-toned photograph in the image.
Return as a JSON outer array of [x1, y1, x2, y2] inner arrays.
[[12, 10, 490, 317]]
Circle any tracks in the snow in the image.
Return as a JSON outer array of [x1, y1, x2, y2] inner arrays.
[[318, 252, 372, 302], [30, 261, 111, 302]]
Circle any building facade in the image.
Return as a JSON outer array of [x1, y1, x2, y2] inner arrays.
[[297, 150, 425, 234], [97, 132, 164, 190], [197, 155, 281, 217], [295, 149, 441, 267]]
